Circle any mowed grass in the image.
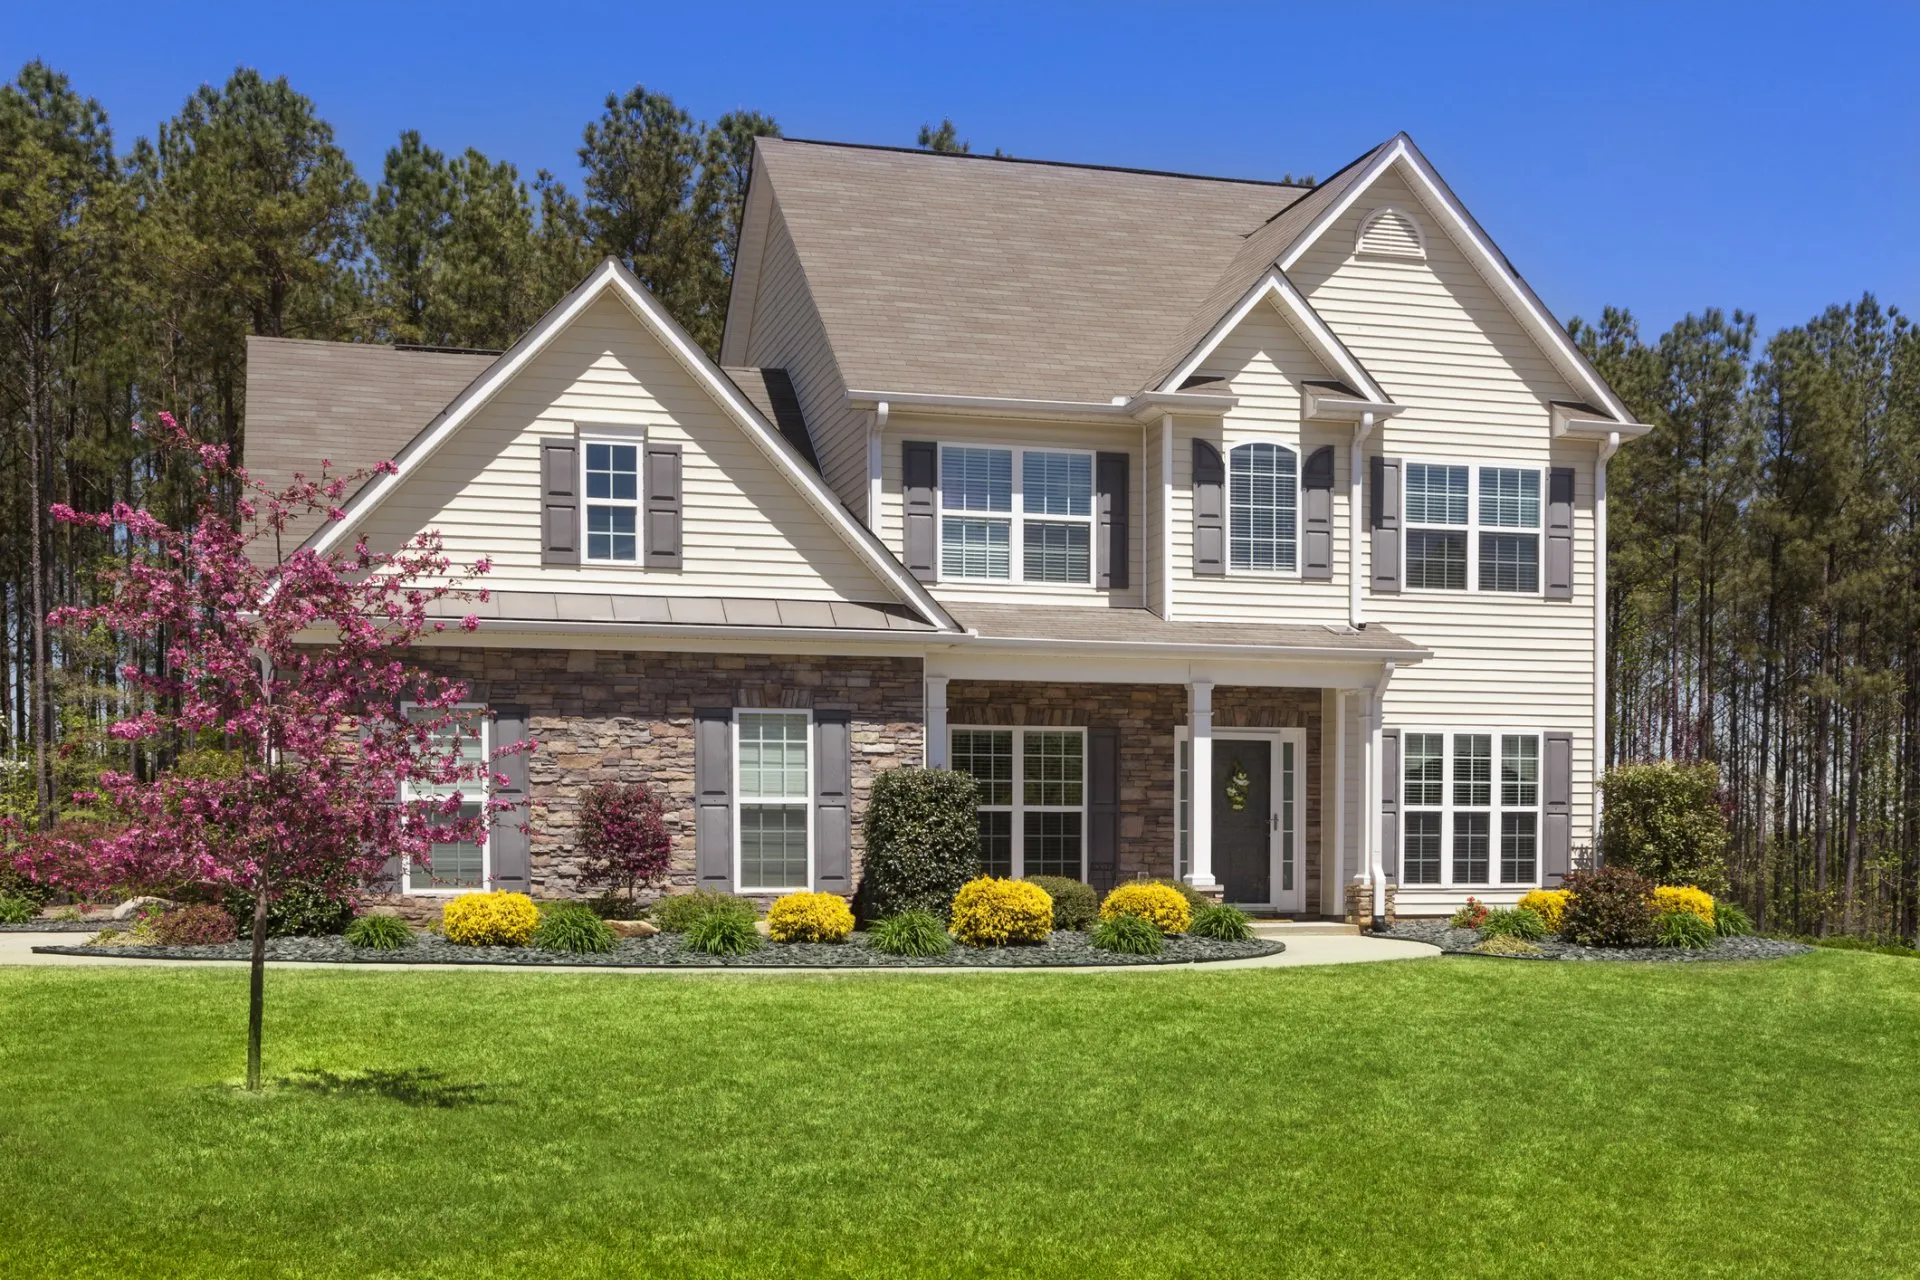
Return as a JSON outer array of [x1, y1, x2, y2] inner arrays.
[[1, 953, 1916, 1278]]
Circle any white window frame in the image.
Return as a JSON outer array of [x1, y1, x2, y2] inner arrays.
[[949, 725, 1087, 879], [1226, 439, 1303, 578], [733, 708, 814, 894], [1401, 461, 1545, 596], [398, 702, 491, 896], [1398, 727, 1543, 889], [935, 442, 1097, 587], [580, 427, 648, 566]]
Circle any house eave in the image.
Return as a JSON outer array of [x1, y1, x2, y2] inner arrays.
[[846, 387, 1241, 424]]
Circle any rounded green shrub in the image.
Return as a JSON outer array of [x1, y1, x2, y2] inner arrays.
[[867, 910, 952, 957], [1189, 903, 1254, 942], [1598, 760, 1730, 894], [1023, 876, 1097, 931], [221, 880, 356, 937], [534, 904, 618, 954], [1091, 914, 1163, 956], [1479, 906, 1547, 941], [650, 889, 757, 933], [858, 767, 981, 919], [344, 914, 414, 951], [682, 912, 764, 956], [1655, 908, 1715, 950]]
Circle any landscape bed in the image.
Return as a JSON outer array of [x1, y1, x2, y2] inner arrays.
[[31, 929, 1284, 968], [1384, 918, 1811, 962]]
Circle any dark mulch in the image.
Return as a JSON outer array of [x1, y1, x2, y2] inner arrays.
[[1, 919, 119, 933], [1384, 918, 1810, 962], [33, 929, 1283, 969]]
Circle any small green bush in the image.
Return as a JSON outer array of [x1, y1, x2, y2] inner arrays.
[[858, 767, 981, 919], [1189, 903, 1254, 942], [1024, 876, 1098, 931], [1479, 906, 1547, 941], [534, 904, 618, 954], [1599, 760, 1730, 894], [1091, 914, 1163, 956], [1655, 909, 1715, 950], [867, 910, 952, 957], [1561, 866, 1658, 947], [682, 912, 764, 956], [221, 880, 356, 938], [344, 914, 414, 951], [1713, 899, 1754, 937], [650, 889, 757, 933], [1473, 933, 1544, 957], [0, 895, 35, 924]]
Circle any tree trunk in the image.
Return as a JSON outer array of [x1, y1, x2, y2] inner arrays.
[[27, 346, 52, 830], [247, 880, 269, 1090]]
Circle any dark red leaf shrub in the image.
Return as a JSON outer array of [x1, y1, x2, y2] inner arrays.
[[155, 903, 239, 947], [577, 781, 672, 903], [1560, 866, 1658, 947]]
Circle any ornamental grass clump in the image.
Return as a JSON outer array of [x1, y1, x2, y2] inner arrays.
[[1479, 906, 1548, 942], [1517, 888, 1569, 933], [442, 892, 539, 947], [1652, 885, 1716, 925], [682, 912, 764, 956], [1713, 898, 1754, 937], [1559, 866, 1658, 947], [950, 877, 1053, 947], [1474, 933, 1544, 957], [1100, 882, 1192, 935], [1655, 908, 1715, 950], [1023, 876, 1098, 931], [154, 904, 239, 946], [0, 895, 34, 925], [533, 903, 617, 954], [867, 909, 952, 957], [1189, 903, 1254, 942], [767, 892, 855, 943], [650, 890, 757, 933], [1091, 913, 1163, 955], [344, 914, 414, 951]]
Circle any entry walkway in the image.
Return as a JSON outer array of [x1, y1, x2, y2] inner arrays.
[[0, 930, 1439, 975]]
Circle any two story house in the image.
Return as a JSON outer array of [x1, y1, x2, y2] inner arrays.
[[245, 132, 1646, 921]]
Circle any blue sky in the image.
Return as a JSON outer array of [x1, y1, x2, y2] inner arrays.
[[7, 1, 1916, 339]]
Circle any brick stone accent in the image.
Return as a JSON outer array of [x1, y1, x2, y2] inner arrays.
[[1345, 880, 1398, 929], [388, 647, 922, 913]]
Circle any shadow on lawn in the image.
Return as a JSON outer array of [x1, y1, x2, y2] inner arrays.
[[279, 1067, 502, 1109]]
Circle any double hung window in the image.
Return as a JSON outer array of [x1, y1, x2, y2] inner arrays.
[[1229, 442, 1299, 573], [939, 445, 1093, 585], [950, 727, 1085, 878], [401, 706, 489, 893], [1400, 730, 1540, 887], [736, 711, 811, 892], [1403, 463, 1542, 593], [583, 441, 640, 563]]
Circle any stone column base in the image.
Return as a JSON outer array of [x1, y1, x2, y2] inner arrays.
[[1345, 881, 1397, 929]]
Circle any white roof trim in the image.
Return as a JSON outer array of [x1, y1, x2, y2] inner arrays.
[[299, 258, 959, 632], [1277, 135, 1634, 424], [1160, 270, 1393, 404], [846, 387, 1242, 422]]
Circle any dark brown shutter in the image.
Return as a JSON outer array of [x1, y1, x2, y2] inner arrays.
[[644, 442, 682, 570], [813, 711, 852, 894], [1096, 451, 1130, 591], [540, 438, 579, 565], [489, 704, 531, 894], [903, 441, 938, 582], [1302, 445, 1335, 580], [1370, 455, 1402, 593], [1087, 726, 1120, 891], [364, 716, 404, 892], [1543, 730, 1573, 884], [1192, 438, 1225, 576], [1379, 727, 1400, 884], [1545, 466, 1575, 600], [694, 708, 733, 891]]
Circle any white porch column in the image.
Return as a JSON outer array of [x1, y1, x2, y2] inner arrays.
[[1334, 689, 1349, 901], [1187, 680, 1216, 890], [1368, 683, 1387, 927], [924, 676, 949, 769]]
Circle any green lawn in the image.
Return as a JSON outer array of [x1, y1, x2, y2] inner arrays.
[[1, 953, 1915, 1278]]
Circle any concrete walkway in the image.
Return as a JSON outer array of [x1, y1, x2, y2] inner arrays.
[[0, 930, 1438, 976]]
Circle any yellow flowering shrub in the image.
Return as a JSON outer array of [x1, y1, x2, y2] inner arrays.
[[767, 891, 855, 943], [442, 891, 540, 946], [1653, 885, 1715, 924], [949, 877, 1053, 947], [1100, 882, 1194, 935], [1517, 889, 1570, 934]]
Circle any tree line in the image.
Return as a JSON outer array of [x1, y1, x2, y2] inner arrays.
[[5, 61, 1915, 941]]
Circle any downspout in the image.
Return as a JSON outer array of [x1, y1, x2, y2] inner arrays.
[[867, 401, 889, 530], [1350, 411, 1377, 629], [1160, 413, 1175, 620], [1593, 430, 1619, 845]]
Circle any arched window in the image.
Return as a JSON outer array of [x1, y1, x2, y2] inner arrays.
[[1229, 442, 1298, 572]]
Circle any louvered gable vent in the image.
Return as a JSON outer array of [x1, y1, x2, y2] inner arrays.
[[1356, 207, 1425, 260]]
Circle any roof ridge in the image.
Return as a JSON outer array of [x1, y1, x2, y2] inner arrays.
[[769, 135, 1318, 191]]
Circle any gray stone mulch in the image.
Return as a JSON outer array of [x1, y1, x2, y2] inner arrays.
[[1, 919, 115, 933], [1383, 918, 1810, 963], [31, 929, 1284, 969]]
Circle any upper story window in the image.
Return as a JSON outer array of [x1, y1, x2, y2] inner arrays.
[[1229, 442, 1298, 573], [939, 445, 1092, 585], [1404, 463, 1541, 594], [584, 441, 640, 563]]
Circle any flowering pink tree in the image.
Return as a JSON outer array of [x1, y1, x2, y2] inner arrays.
[[12, 413, 524, 1089], [576, 781, 672, 907]]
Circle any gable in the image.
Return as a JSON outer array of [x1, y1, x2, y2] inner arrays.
[[346, 287, 920, 609], [1195, 295, 1347, 413]]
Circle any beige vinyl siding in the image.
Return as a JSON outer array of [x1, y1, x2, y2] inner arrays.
[[1143, 417, 1164, 615], [355, 291, 895, 602], [736, 199, 870, 517], [876, 412, 1143, 608]]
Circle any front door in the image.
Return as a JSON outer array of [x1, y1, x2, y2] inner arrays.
[[1214, 739, 1271, 906]]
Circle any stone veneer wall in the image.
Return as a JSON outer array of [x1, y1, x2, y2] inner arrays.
[[944, 682, 1322, 904], [397, 647, 923, 910]]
